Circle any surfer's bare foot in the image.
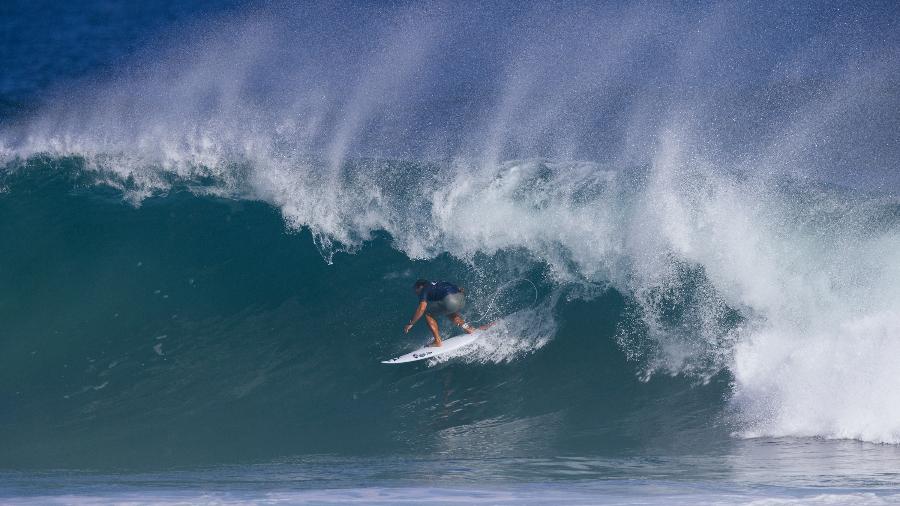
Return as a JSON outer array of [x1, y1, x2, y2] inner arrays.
[[426, 339, 442, 347]]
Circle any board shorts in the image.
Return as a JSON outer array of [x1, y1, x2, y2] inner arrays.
[[426, 291, 465, 317]]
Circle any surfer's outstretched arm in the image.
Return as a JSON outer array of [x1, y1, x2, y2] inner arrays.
[[404, 301, 428, 333]]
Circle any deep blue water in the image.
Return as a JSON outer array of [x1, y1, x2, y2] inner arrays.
[[1, 1, 900, 503]]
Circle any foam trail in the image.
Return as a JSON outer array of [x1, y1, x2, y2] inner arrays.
[[428, 294, 558, 366]]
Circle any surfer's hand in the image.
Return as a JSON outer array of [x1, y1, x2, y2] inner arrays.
[[404, 323, 413, 333]]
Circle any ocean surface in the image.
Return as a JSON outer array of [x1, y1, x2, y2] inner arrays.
[[1, 1, 900, 504]]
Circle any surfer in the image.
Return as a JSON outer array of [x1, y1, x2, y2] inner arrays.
[[404, 279, 487, 347]]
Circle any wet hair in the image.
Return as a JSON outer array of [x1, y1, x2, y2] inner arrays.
[[413, 279, 430, 290]]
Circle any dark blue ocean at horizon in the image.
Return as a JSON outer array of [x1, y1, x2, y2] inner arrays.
[[2, 1, 900, 503]]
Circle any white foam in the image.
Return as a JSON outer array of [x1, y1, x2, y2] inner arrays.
[[733, 312, 900, 444], [429, 303, 557, 366]]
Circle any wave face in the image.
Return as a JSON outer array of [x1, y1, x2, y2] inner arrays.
[[1, 1, 900, 468]]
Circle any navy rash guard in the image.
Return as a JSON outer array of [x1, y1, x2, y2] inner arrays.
[[418, 281, 461, 302]]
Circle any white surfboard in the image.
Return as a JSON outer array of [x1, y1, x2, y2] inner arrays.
[[382, 333, 481, 364]]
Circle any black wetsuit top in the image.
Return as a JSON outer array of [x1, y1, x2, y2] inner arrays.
[[418, 281, 460, 302]]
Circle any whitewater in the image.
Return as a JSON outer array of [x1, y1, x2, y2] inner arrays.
[[1, 0, 899, 503]]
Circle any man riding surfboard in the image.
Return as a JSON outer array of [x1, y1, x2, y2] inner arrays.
[[403, 279, 490, 346]]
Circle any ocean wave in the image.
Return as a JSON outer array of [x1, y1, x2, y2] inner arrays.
[[1, 0, 899, 459]]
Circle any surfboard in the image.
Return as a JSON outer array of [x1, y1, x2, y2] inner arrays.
[[381, 332, 481, 364]]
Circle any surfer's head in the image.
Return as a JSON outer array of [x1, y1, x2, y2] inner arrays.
[[413, 279, 429, 294]]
